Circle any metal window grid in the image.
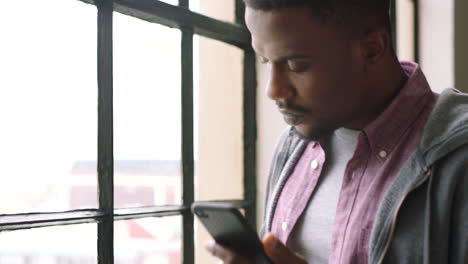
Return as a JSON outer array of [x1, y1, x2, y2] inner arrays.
[[0, 1, 257, 264]]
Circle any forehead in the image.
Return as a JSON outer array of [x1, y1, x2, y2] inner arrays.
[[245, 7, 343, 58]]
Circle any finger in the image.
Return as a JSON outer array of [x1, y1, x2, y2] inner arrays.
[[205, 240, 231, 260], [262, 233, 308, 264], [204, 240, 253, 264]]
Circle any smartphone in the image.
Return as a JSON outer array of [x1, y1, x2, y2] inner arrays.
[[191, 201, 272, 264]]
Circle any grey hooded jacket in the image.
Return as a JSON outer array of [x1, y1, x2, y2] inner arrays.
[[261, 88, 468, 263]]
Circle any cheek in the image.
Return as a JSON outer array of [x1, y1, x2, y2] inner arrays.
[[292, 73, 344, 113], [291, 74, 326, 103], [300, 70, 344, 98]]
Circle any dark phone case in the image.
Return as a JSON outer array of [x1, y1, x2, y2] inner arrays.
[[191, 202, 272, 264]]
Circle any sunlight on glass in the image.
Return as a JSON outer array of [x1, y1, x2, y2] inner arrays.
[[190, 0, 235, 22], [0, 1, 98, 214], [0, 224, 97, 264], [113, 13, 182, 208], [115, 216, 181, 264], [195, 36, 243, 201]]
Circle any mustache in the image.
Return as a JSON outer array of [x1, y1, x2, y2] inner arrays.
[[275, 100, 308, 113]]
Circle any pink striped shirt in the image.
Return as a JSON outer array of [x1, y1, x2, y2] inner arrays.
[[271, 62, 437, 263]]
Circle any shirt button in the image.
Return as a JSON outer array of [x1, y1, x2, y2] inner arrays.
[[310, 160, 319, 169], [379, 150, 388, 158], [282, 221, 288, 231]]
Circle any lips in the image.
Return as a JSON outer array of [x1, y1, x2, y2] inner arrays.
[[279, 108, 304, 116], [279, 109, 305, 125]]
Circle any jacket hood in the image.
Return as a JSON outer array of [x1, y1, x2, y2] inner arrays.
[[420, 88, 468, 166]]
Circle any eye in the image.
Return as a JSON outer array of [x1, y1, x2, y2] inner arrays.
[[287, 60, 310, 73]]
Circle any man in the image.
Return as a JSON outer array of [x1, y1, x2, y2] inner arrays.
[[206, 0, 468, 263]]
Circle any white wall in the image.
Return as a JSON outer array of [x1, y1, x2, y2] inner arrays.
[[419, 0, 455, 93], [256, 59, 287, 229], [419, 0, 468, 93]]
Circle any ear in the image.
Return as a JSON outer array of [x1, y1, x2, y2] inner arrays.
[[359, 29, 390, 65]]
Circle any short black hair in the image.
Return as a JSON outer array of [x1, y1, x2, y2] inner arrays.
[[243, 0, 392, 33]]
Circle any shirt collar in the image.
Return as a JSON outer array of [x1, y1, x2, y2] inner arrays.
[[362, 61, 436, 158]]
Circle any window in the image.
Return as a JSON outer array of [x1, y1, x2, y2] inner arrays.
[[0, 0, 257, 263]]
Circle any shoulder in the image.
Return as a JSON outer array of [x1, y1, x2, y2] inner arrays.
[[431, 142, 468, 262], [432, 142, 468, 187], [421, 88, 468, 165]]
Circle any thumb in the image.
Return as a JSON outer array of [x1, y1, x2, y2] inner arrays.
[[262, 233, 307, 264]]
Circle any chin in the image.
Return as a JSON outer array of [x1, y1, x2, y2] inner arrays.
[[294, 124, 335, 141]]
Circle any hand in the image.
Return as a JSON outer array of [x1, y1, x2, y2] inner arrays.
[[205, 232, 308, 264], [262, 233, 308, 264]]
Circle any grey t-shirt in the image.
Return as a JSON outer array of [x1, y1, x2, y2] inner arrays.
[[287, 128, 360, 263]]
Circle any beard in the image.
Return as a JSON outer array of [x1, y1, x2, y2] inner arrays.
[[276, 99, 338, 141], [290, 123, 336, 142]]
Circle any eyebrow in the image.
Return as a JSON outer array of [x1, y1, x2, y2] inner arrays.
[[258, 54, 311, 62]]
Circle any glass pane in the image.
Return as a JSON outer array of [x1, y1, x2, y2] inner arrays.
[[0, 224, 97, 264], [0, 1, 98, 214], [190, 0, 236, 23], [115, 216, 181, 264], [194, 36, 243, 201], [113, 13, 182, 208], [193, 35, 244, 264]]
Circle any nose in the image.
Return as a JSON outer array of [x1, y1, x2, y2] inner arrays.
[[265, 63, 295, 101]]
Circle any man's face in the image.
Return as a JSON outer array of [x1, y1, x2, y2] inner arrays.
[[245, 7, 369, 140]]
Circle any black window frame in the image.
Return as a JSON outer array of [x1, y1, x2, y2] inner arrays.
[[0, 1, 420, 263], [0, 1, 257, 264]]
